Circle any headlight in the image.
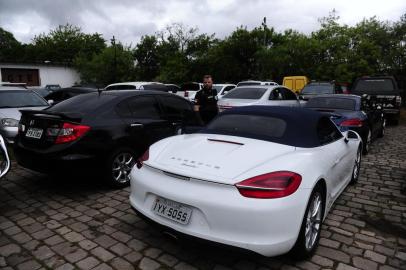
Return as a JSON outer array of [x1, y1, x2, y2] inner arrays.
[[1, 118, 19, 127]]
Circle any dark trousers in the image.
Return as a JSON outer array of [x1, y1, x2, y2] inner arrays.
[[200, 110, 218, 125]]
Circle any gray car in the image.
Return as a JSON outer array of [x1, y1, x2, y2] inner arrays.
[[217, 85, 301, 112], [0, 87, 49, 144]]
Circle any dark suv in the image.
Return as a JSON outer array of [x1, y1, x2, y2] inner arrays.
[[351, 76, 402, 125]]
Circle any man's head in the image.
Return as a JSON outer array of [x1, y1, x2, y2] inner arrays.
[[203, 75, 213, 90]]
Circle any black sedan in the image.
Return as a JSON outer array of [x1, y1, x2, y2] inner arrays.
[[14, 90, 202, 187], [305, 94, 385, 154]]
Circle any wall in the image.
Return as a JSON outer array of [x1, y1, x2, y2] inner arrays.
[[0, 63, 80, 87]]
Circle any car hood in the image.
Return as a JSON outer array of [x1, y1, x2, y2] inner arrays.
[[147, 133, 296, 185], [0, 106, 47, 120], [217, 98, 260, 107]]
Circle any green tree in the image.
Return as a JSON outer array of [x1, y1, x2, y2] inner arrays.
[[0, 27, 22, 62]]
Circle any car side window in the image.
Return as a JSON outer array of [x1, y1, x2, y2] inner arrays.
[[126, 96, 161, 119], [269, 88, 283, 100], [317, 117, 343, 145], [105, 85, 117, 90], [222, 86, 235, 95], [160, 96, 195, 122], [282, 88, 298, 100]]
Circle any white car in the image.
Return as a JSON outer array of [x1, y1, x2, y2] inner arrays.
[[0, 134, 10, 179], [129, 106, 362, 258], [104, 82, 163, 90], [237, 80, 278, 87], [212, 84, 236, 99], [176, 82, 203, 102], [217, 85, 300, 112]]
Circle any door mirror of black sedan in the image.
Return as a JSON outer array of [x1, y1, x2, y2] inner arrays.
[[0, 135, 10, 179]]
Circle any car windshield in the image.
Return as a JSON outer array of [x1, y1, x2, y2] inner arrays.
[[204, 114, 287, 139], [306, 98, 356, 110], [47, 93, 116, 113], [223, 87, 267, 99], [0, 91, 48, 108], [353, 79, 395, 92], [301, 84, 334, 94]]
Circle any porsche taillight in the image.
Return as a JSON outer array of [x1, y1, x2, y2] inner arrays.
[[235, 171, 302, 199], [136, 149, 149, 169], [340, 118, 363, 127]]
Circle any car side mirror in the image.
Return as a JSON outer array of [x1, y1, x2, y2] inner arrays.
[[47, 99, 54, 105], [0, 135, 10, 179]]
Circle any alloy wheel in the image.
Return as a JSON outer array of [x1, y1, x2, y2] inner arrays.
[[353, 149, 361, 180], [305, 192, 322, 251], [112, 152, 135, 184]]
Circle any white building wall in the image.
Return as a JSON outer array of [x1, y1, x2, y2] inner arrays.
[[0, 63, 80, 87]]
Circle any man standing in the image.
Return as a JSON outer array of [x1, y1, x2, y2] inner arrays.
[[194, 75, 219, 124]]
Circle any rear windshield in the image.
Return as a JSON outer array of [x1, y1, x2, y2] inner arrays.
[[353, 79, 395, 92], [306, 97, 356, 110], [47, 93, 116, 113], [237, 82, 261, 86], [302, 84, 334, 94], [0, 91, 48, 108], [223, 87, 267, 99], [204, 114, 287, 139]]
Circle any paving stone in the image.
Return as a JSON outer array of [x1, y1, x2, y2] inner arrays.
[[31, 229, 54, 240], [65, 248, 87, 263], [63, 231, 85, 242], [76, 256, 100, 269], [94, 235, 117, 248], [336, 262, 360, 270], [353, 256, 378, 270], [92, 263, 113, 270], [310, 254, 334, 267], [139, 257, 161, 270], [0, 243, 21, 257], [91, 247, 115, 262], [110, 257, 135, 270], [144, 247, 162, 259], [78, 239, 98, 250], [55, 263, 75, 270], [110, 242, 132, 256], [316, 246, 351, 264], [319, 237, 340, 248], [33, 246, 55, 260], [174, 261, 198, 270], [11, 232, 32, 244], [44, 235, 65, 246], [127, 239, 147, 251], [16, 260, 41, 270], [364, 250, 387, 264]]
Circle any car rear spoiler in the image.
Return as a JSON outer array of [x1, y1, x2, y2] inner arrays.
[[19, 109, 83, 122]]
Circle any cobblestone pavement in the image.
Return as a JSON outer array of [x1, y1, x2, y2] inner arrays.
[[0, 124, 405, 270]]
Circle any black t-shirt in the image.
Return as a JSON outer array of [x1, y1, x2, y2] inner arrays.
[[195, 88, 218, 112]]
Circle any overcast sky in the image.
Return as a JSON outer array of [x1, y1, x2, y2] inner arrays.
[[0, 0, 405, 45]]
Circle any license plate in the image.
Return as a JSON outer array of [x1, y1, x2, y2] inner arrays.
[[152, 197, 192, 225], [25, 128, 43, 139]]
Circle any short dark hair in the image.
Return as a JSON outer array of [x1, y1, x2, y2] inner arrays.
[[203, 75, 212, 80]]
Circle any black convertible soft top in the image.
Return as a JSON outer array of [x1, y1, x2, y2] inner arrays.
[[202, 106, 333, 148]]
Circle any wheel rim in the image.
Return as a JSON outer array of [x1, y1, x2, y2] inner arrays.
[[305, 192, 322, 250], [112, 152, 135, 184], [365, 130, 371, 152], [353, 149, 361, 180]]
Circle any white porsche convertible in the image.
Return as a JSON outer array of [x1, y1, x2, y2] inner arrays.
[[129, 106, 362, 258]]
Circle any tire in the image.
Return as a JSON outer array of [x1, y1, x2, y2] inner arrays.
[[290, 184, 325, 259], [105, 147, 136, 188], [378, 119, 385, 138], [350, 147, 362, 184], [362, 129, 371, 155]]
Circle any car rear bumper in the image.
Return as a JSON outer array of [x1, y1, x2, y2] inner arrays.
[[129, 164, 310, 257], [14, 145, 100, 173]]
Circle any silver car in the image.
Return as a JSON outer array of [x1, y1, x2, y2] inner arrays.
[[0, 87, 49, 144], [217, 85, 300, 112]]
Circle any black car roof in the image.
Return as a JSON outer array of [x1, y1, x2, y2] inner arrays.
[[209, 106, 332, 148]]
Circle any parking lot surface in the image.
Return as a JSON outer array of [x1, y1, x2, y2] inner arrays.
[[0, 124, 405, 270]]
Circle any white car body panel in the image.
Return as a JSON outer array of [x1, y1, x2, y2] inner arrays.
[[218, 86, 300, 112], [129, 128, 360, 256]]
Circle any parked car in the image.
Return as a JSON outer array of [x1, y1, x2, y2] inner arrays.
[[351, 76, 402, 125], [31, 87, 54, 97], [14, 90, 202, 187], [300, 81, 344, 101], [176, 82, 203, 101], [104, 82, 163, 90], [0, 87, 49, 144], [305, 94, 385, 154], [236, 80, 278, 87], [0, 134, 10, 179], [283, 76, 309, 94], [129, 106, 362, 258], [45, 84, 61, 91], [217, 85, 300, 112], [44, 87, 98, 105], [165, 84, 181, 93], [212, 84, 236, 99]]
